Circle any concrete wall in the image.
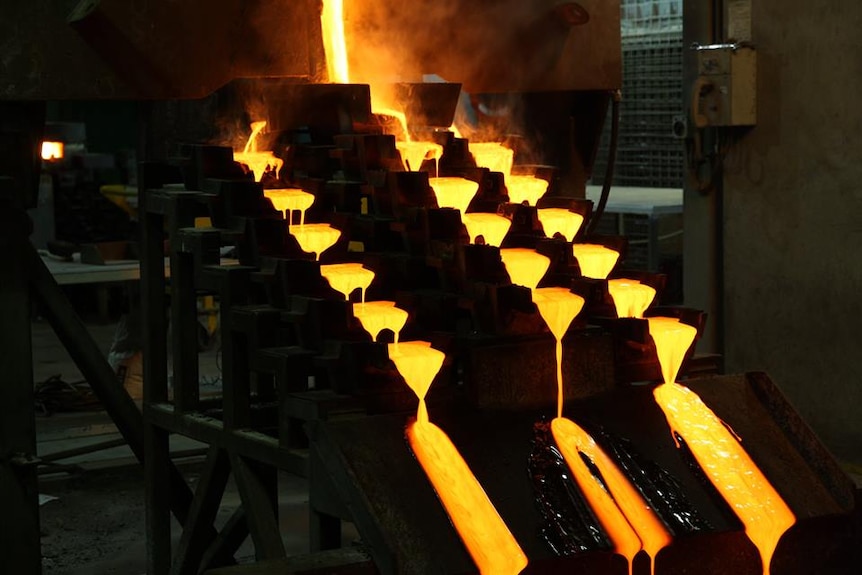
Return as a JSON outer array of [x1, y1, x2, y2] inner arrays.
[[722, 1, 862, 462]]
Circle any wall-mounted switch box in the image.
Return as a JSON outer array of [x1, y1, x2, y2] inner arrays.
[[692, 44, 756, 127]]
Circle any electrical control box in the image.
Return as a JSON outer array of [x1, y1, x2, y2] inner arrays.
[[692, 44, 757, 127]]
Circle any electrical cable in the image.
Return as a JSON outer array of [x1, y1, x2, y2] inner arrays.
[[586, 90, 622, 236]]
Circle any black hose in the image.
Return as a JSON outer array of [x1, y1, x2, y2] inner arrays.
[[585, 90, 622, 236]]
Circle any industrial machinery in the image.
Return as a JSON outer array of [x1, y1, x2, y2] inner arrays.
[[0, 1, 858, 574]]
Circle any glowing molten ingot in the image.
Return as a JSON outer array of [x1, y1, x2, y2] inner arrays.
[[41, 141, 64, 160], [320, 263, 375, 301], [608, 279, 656, 319], [648, 318, 796, 574], [428, 177, 479, 215], [407, 420, 529, 575], [264, 189, 315, 225], [531, 288, 584, 418], [552, 417, 672, 574], [506, 175, 549, 206], [396, 141, 443, 172], [469, 142, 514, 178], [353, 301, 408, 343], [391, 341, 529, 574], [289, 223, 341, 261], [572, 244, 620, 280], [537, 208, 584, 242], [461, 213, 512, 247]]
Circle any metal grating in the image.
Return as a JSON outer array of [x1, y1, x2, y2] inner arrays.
[[593, 1, 684, 189]]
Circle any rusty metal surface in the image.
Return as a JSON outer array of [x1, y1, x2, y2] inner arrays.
[[310, 372, 857, 574]]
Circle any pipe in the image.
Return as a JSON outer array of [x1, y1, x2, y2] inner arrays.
[[586, 90, 622, 236]]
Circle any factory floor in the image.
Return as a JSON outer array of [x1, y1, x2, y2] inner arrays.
[[32, 318, 358, 575]]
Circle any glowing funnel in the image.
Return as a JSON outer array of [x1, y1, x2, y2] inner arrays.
[[290, 224, 341, 261], [537, 208, 584, 242], [462, 213, 512, 247], [429, 177, 479, 214], [572, 244, 620, 280], [353, 301, 408, 343], [608, 279, 657, 319], [235, 120, 282, 181], [397, 141, 443, 172], [264, 189, 315, 225], [506, 175, 549, 206], [647, 317, 696, 385], [469, 142, 514, 177], [500, 248, 550, 290], [320, 263, 375, 301]]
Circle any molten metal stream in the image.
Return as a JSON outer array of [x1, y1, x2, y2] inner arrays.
[[320, 0, 350, 83], [235, 121, 283, 181], [501, 250, 672, 573], [391, 342, 529, 574], [648, 317, 796, 574]]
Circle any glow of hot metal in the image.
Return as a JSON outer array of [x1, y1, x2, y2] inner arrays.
[[607, 279, 656, 319], [390, 341, 529, 574], [572, 244, 620, 280], [41, 141, 64, 161], [320, 0, 350, 84], [506, 175, 550, 206], [320, 263, 375, 302], [648, 317, 796, 574], [235, 121, 283, 181], [537, 208, 584, 242], [396, 141, 443, 172], [353, 301, 408, 343], [264, 188, 315, 226], [469, 142, 514, 179], [289, 223, 341, 261], [428, 177, 479, 215], [461, 213, 512, 247]]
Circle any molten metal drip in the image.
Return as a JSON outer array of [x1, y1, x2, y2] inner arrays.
[[390, 341, 529, 574], [531, 287, 584, 418], [428, 177, 479, 215], [320, 263, 375, 302], [648, 318, 796, 574], [607, 279, 656, 319], [41, 141, 64, 160], [506, 175, 550, 206], [264, 188, 315, 226], [289, 223, 341, 261], [572, 244, 620, 280], [235, 121, 283, 181], [320, 0, 350, 83], [499, 248, 550, 291], [537, 208, 584, 242], [396, 141, 443, 172], [461, 213, 512, 247], [469, 142, 514, 179], [353, 301, 408, 343]]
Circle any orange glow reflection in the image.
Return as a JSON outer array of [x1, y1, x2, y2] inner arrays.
[[649, 318, 796, 574]]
